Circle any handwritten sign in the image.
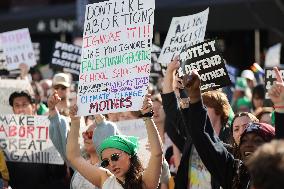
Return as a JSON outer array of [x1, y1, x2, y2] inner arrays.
[[51, 41, 81, 76], [0, 114, 64, 164], [116, 119, 149, 167], [264, 67, 284, 99], [0, 80, 34, 114], [77, 0, 155, 116], [179, 39, 231, 92], [158, 8, 209, 64], [0, 28, 36, 70]]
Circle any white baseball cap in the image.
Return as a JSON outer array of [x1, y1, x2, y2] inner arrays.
[[241, 70, 255, 81], [52, 73, 70, 88]]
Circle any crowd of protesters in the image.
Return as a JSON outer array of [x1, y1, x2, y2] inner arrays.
[[0, 44, 283, 189]]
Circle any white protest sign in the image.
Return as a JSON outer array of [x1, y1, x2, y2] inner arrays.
[[115, 119, 150, 167], [77, 0, 155, 116], [0, 80, 34, 114], [265, 43, 281, 67], [0, 28, 36, 70], [0, 114, 64, 164], [158, 8, 209, 64]]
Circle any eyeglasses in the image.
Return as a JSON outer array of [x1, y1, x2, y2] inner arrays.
[[54, 85, 67, 90], [101, 153, 122, 168], [82, 130, 93, 140]]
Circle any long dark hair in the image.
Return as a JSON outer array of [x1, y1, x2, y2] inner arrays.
[[116, 155, 144, 189]]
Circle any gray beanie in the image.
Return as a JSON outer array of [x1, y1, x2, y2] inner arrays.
[[92, 120, 120, 154]]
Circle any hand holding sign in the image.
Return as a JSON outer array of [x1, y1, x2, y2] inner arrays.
[[70, 104, 80, 122], [268, 67, 284, 111], [140, 94, 153, 116], [183, 70, 201, 104]]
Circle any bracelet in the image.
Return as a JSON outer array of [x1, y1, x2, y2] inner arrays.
[[274, 105, 284, 109], [139, 110, 154, 118]]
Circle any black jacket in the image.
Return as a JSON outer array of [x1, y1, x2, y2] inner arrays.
[[180, 100, 284, 189], [161, 92, 230, 189]]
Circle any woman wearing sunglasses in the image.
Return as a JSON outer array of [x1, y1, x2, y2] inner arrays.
[[67, 94, 163, 189], [180, 67, 284, 189], [48, 91, 120, 189]]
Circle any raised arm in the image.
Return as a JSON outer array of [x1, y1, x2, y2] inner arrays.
[[66, 105, 109, 188], [181, 71, 237, 189], [48, 91, 70, 163], [162, 57, 189, 151], [268, 67, 284, 139], [141, 94, 163, 189]]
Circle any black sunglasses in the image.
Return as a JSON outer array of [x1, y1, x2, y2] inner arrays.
[[101, 153, 122, 168]]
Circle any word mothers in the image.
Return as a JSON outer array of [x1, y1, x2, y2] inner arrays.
[[89, 96, 132, 113]]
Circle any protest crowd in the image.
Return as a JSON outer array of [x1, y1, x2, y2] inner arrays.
[[0, 1, 284, 189]]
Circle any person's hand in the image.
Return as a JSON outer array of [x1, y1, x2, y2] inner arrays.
[[173, 74, 184, 91], [19, 63, 30, 79], [182, 70, 201, 104], [140, 94, 153, 115], [69, 104, 80, 121], [268, 67, 284, 107], [47, 91, 61, 111], [165, 56, 180, 76]]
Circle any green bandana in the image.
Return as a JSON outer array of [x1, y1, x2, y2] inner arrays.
[[98, 135, 139, 159]]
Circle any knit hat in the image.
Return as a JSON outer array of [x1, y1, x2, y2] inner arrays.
[[240, 122, 275, 144], [98, 135, 139, 159], [92, 120, 120, 154]]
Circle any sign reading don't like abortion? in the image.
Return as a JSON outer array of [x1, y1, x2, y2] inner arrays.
[[77, 0, 155, 116], [179, 39, 231, 92]]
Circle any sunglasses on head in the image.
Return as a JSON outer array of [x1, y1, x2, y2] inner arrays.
[[54, 85, 67, 90], [82, 130, 93, 140], [101, 153, 122, 168]]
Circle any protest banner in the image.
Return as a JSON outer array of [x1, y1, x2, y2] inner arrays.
[[265, 43, 281, 67], [0, 80, 34, 114], [0, 28, 36, 70], [179, 39, 231, 92], [264, 67, 284, 98], [77, 0, 155, 116], [0, 114, 64, 164], [158, 8, 209, 64], [115, 119, 150, 167], [50, 41, 81, 76]]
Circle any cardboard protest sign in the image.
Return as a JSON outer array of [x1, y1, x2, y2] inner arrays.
[[264, 67, 284, 98], [179, 39, 231, 92], [77, 0, 155, 116], [116, 119, 150, 167], [158, 8, 209, 64], [265, 43, 281, 67], [0, 80, 34, 114], [0, 114, 64, 164], [0, 28, 36, 70], [51, 41, 81, 76]]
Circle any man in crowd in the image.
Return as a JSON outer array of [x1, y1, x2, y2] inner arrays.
[[7, 90, 68, 189]]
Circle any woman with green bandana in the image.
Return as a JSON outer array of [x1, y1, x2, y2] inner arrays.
[[67, 94, 163, 189]]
